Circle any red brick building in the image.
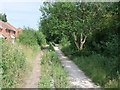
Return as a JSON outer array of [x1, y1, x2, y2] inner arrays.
[[0, 20, 22, 43]]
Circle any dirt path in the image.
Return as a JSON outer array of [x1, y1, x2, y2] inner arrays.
[[23, 51, 43, 88], [54, 46, 100, 88]]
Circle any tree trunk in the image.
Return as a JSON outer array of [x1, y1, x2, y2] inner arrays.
[[80, 33, 87, 51], [73, 32, 87, 51], [80, 42, 84, 50], [73, 32, 79, 50]]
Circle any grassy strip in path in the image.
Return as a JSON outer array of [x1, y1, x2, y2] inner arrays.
[[38, 49, 71, 88]]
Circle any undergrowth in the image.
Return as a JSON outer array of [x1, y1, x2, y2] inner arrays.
[[1, 40, 26, 88], [61, 46, 120, 88], [1, 39, 40, 88], [38, 49, 71, 88]]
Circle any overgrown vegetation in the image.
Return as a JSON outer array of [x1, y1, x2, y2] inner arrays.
[[1, 27, 46, 88], [1, 40, 26, 88], [17, 27, 46, 48], [38, 49, 71, 88], [40, 2, 120, 88], [61, 45, 119, 88]]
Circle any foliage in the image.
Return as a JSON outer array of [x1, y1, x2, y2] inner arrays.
[[1, 40, 26, 88], [39, 2, 118, 50], [40, 2, 120, 87], [39, 2, 119, 88], [17, 27, 46, 48], [48, 42, 54, 51], [1, 38, 41, 88], [35, 31, 46, 46], [60, 36, 70, 48], [0, 13, 7, 22], [102, 34, 119, 57], [1, 27, 43, 87], [0, 39, 2, 88], [17, 28, 38, 46], [61, 46, 119, 88], [38, 50, 71, 88]]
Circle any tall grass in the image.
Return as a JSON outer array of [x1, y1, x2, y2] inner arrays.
[[1, 39, 40, 88], [61, 46, 120, 88], [1, 40, 26, 88], [0, 28, 45, 88], [0, 39, 2, 88], [38, 50, 71, 88]]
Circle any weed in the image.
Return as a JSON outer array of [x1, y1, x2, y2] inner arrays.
[[38, 50, 71, 88], [61, 45, 119, 88]]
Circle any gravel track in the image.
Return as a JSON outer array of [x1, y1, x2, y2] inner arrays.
[[54, 46, 100, 88]]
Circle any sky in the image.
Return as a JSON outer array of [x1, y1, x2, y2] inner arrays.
[[0, 1, 44, 30], [0, 0, 119, 30]]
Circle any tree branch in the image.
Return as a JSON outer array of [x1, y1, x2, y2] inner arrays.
[[80, 33, 83, 42], [83, 35, 87, 44], [73, 32, 79, 50]]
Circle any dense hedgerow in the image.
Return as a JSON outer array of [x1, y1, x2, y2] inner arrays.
[[1, 40, 26, 88], [0, 28, 46, 88], [0, 39, 2, 88], [17, 27, 46, 47]]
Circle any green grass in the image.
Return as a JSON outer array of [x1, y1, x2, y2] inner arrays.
[[1, 39, 40, 88], [38, 50, 71, 88], [1, 40, 26, 88], [61, 46, 120, 88]]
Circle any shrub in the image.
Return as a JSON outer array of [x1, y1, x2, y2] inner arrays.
[[17, 28, 38, 46], [35, 31, 46, 46], [17, 28, 46, 48], [60, 37, 70, 47], [103, 34, 119, 57], [48, 42, 54, 51]]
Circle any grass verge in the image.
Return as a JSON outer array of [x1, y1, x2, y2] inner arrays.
[[38, 49, 71, 88], [61, 46, 120, 88], [1, 39, 40, 88]]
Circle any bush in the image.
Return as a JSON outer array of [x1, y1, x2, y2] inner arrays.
[[103, 34, 119, 57], [48, 42, 54, 51], [35, 31, 46, 46], [60, 37, 70, 47], [17, 29, 38, 46], [17, 27, 46, 48]]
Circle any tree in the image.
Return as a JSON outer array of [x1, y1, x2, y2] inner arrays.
[[18, 27, 46, 47], [39, 2, 118, 51], [0, 13, 7, 22]]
